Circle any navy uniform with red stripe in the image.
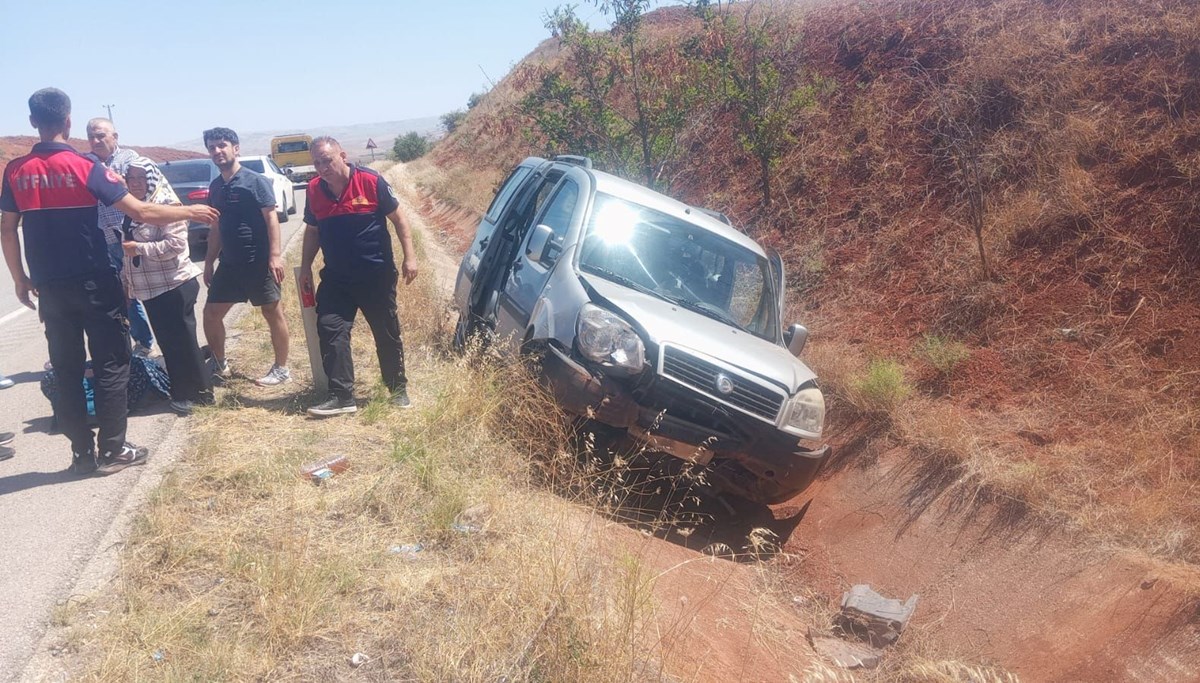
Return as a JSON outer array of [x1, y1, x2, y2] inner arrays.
[[303, 165, 406, 401], [0, 142, 132, 458]]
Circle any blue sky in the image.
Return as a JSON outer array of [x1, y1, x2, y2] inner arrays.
[[1, 0, 654, 146]]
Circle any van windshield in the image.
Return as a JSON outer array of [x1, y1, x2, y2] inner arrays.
[[578, 193, 779, 342]]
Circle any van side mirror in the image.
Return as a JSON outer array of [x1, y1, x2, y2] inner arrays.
[[526, 224, 556, 265], [282, 167, 293, 177], [784, 323, 808, 357]]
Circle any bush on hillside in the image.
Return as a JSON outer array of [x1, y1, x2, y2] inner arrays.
[[392, 132, 429, 162], [441, 109, 467, 134]]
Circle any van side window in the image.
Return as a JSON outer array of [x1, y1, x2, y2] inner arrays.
[[536, 180, 580, 240], [530, 172, 564, 218], [485, 167, 533, 222]]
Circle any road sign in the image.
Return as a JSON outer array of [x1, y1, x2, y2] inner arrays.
[[365, 138, 377, 149]]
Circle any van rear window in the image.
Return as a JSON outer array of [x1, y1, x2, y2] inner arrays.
[[276, 141, 309, 153]]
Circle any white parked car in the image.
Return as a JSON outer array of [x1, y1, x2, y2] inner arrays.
[[237, 155, 298, 222]]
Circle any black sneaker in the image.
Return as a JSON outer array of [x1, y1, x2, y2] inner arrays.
[[391, 390, 412, 409], [307, 396, 358, 417], [0, 446, 13, 462], [0, 431, 13, 447], [98, 443, 149, 475], [169, 399, 195, 416], [68, 450, 99, 476]]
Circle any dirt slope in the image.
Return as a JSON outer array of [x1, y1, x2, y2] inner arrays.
[[413, 0, 1200, 679]]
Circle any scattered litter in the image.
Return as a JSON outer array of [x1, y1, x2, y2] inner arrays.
[[451, 503, 491, 534], [1057, 327, 1080, 340], [350, 652, 370, 668], [389, 543, 425, 557], [151, 650, 166, 663], [300, 455, 350, 484], [808, 632, 881, 670], [838, 584, 918, 647], [806, 584, 917, 669]]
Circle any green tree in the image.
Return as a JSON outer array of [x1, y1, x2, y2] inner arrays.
[[691, 4, 829, 206], [391, 132, 428, 162], [467, 90, 488, 109], [441, 109, 467, 134], [522, 3, 695, 186]]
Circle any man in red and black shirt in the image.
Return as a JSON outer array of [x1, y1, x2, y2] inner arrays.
[[0, 88, 219, 475], [299, 137, 418, 417]]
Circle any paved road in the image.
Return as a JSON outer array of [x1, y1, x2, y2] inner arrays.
[[0, 188, 308, 681]]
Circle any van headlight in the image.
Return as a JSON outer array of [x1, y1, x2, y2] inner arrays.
[[576, 303, 645, 373], [780, 386, 825, 438]]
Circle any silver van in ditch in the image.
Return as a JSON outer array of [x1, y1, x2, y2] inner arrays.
[[452, 156, 830, 504]]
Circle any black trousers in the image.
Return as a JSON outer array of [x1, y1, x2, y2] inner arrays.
[[39, 274, 130, 457], [143, 277, 212, 403], [316, 269, 406, 401]]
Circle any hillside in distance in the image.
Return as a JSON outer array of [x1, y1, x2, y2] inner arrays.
[[0, 136, 203, 166], [166, 116, 442, 159]]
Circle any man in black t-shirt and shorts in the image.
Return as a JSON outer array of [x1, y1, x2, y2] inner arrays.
[[200, 127, 291, 386]]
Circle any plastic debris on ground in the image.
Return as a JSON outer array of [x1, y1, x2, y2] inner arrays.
[[451, 503, 491, 534], [806, 584, 920, 670], [839, 584, 919, 646], [389, 543, 425, 558], [300, 455, 350, 484]]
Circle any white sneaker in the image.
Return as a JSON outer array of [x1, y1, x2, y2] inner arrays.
[[0, 374, 13, 389], [255, 364, 291, 386]]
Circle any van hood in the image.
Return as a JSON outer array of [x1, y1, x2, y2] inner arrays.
[[580, 274, 817, 393]]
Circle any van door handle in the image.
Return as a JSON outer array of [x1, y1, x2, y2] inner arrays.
[[512, 260, 524, 273]]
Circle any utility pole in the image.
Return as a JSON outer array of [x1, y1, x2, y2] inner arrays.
[[103, 104, 115, 122]]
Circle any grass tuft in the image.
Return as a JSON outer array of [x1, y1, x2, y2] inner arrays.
[[850, 359, 914, 416], [916, 334, 972, 376]]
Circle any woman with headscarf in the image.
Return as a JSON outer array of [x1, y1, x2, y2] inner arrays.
[[121, 157, 213, 415]]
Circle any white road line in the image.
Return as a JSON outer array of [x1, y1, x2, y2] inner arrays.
[[0, 306, 31, 327]]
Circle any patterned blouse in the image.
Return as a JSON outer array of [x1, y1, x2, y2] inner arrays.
[[121, 158, 202, 300]]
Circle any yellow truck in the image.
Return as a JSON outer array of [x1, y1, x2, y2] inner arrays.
[[269, 134, 316, 185]]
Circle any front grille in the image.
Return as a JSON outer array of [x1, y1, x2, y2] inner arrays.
[[659, 345, 785, 422], [639, 379, 747, 450]]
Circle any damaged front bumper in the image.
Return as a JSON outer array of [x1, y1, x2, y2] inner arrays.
[[541, 344, 832, 505]]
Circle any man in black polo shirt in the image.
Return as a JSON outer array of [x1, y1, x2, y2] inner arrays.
[[0, 88, 219, 474], [200, 127, 291, 387], [299, 137, 418, 416]]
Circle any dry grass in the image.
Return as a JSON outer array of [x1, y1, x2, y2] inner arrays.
[[406, 156, 501, 217], [63, 219, 672, 681]]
